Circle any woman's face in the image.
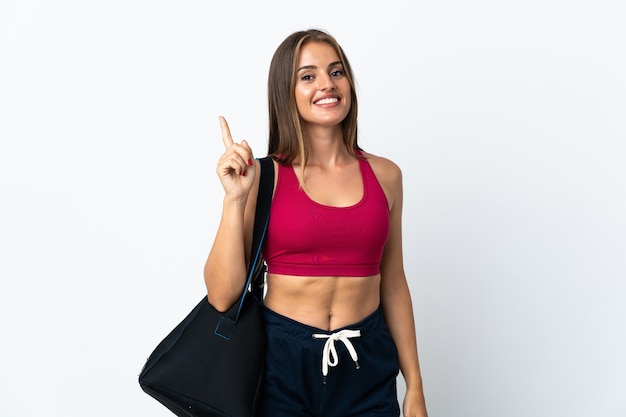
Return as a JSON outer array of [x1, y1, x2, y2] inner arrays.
[[294, 41, 351, 129]]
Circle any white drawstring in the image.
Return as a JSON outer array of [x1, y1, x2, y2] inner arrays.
[[312, 329, 361, 378]]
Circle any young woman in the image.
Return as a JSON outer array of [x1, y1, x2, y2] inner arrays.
[[205, 29, 428, 417]]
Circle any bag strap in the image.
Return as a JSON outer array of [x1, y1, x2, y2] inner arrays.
[[249, 156, 274, 301], [233, 156, 274, 320]]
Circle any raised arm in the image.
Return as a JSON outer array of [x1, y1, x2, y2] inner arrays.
[[204, 116, 259, 312]]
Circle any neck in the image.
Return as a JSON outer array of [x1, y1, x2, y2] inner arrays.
[[300, 124, 350, 167]]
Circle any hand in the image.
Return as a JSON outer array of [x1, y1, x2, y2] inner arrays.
[[403, 388, 428, 417], [216, 116, 256, 200]]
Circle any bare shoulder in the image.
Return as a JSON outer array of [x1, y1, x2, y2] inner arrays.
[[360, 150, 402, 187], [360, 150, 403, 209]]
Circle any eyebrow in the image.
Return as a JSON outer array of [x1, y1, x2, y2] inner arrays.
[[296, 60, 343, 73]]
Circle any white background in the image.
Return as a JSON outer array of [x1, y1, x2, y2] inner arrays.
[[1, 1, 625, 416]]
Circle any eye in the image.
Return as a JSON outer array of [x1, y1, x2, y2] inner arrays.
[[300, 73, 314, 82], [330, 69, 344, 78]]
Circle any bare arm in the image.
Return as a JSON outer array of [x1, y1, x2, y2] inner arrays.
[[203, 116, 259, 312], [375, 158, 428, 417]]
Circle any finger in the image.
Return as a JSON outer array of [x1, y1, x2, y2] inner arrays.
[[225, 140, 254, 168], [218, 153, 246, 177], [219, 116, 234, 149], [227, 155, 248, 176], [219, 142, 253, 173], [223, 142, 251, 167], [240, 140, 254, 166]]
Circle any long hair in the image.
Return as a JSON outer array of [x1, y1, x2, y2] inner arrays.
[[267, 29, 359, 169]]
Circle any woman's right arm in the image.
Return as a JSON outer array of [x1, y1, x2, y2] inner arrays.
[[203, 116, 258, 312]]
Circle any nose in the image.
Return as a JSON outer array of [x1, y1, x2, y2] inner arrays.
[[316, 74, 336, 91]]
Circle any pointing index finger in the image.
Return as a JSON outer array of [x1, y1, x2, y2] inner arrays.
[[219, 116, 234, 149]]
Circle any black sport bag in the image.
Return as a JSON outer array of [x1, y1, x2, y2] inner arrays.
[[139, 157, 274, 417]]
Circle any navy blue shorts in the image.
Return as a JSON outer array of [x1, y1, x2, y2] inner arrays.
[[259, 306, 400, 417]]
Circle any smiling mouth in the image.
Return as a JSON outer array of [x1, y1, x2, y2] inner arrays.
[[315, 97, 339, 105]]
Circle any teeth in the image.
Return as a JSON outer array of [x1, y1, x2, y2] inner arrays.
[[316, 97, 338, 105]]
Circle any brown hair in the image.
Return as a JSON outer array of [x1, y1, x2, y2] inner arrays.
[[267, 29, 360, 168]]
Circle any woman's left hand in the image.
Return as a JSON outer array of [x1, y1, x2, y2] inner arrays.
[[403, 388, 428, 417]]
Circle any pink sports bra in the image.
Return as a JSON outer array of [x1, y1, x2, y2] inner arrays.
[[262, 152, 390, 277]]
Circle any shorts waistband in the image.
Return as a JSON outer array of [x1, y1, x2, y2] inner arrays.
[[261, 304, 387, 345]]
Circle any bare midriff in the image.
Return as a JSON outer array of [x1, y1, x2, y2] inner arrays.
[[263, 273, 381, 331]]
